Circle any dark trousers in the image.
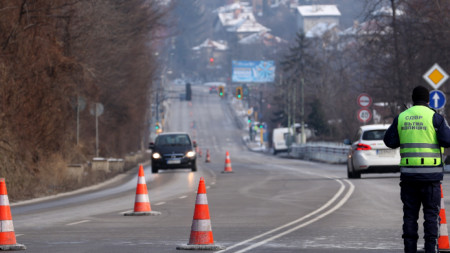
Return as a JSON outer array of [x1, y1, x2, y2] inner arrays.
[[400, 181, 441, 253]]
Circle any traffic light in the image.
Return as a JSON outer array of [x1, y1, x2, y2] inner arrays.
[[155, 122, 162, 133], [236, 86, 243, 100], [209, 57, 214, 65], [247, 117, 251, 124], [218, 85, 224, 97]]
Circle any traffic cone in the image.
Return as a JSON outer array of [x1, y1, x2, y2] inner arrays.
[[124, 165, 161, 216], [0, 178, 26, 250], [176, 177, 225, 250], [205, 149, 211, 163], [221, 151, 233, 173], [439, 184, 450, 252]]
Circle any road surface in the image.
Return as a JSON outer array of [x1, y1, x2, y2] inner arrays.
[[10, 84, 450, 252]]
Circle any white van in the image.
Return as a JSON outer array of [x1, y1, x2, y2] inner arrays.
[[272, 125, 314, 155], [272, 128, 290, 155]]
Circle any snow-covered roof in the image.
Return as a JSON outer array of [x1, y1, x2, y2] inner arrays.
[[372, 6, 404, 16], [239, 31, 287, 46], [297, 5, 341, 17], [306, 22, 338, 38], [340, 20, 391, 36], [227, 18, 270, 33], [192, 39, 228, 51], [213, 2, 251, 14], [218, 11, 256, 27]]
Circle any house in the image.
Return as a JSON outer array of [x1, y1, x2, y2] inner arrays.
[[297, 5, 341, 34]]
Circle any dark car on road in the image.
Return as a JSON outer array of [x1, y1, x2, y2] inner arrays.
[[149, 132, 197, 173]]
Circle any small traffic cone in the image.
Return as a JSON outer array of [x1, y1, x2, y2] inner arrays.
[[176, 177, 225, 250], [205, 149, 211, 163], [0, 178, 26, 250], [439, 184, 450, 252], [221, 151, 233, 173], [124, 165, 161, 216]]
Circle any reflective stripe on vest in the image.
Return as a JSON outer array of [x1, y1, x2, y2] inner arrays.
[[401, 166, 443, 174], [398, 106, 441, 167], [400, 143, 440, 149], [400, 152, 440, 158]]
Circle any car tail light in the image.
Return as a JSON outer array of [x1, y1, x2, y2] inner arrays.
[[356, 143, 372, 150]]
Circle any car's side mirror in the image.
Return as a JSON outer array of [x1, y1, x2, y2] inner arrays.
[[149, 142, 155, 149], [343, 139, 352, 145]]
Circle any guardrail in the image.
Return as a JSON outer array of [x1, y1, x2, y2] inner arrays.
[[290, 142, 348, 164]]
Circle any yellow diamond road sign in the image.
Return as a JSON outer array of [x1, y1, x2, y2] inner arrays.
[[423, 63, 448, 89]]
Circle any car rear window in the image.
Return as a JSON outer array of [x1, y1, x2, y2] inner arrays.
[[156, 134, 191, 146], [362, 130, 386, 141]]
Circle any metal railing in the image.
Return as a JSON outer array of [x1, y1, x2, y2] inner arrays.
[[290, 142, 348, 164]]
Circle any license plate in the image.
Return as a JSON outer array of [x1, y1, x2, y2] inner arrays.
[[377, 149, 396, 156], [167, 159, 181, 164]]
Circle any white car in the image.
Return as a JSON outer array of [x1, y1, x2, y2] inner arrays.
[[344, 124, 400, 178]]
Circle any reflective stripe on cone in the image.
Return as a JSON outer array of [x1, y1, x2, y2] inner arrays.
[[0, 178, 26, 250], [439, 184, 450, 251], [222, 151, 233, 173], [176, 177, 225, 250], [124, 165, 161, 216]]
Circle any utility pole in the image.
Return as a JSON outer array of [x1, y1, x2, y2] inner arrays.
[[301, 78, 306, 144]]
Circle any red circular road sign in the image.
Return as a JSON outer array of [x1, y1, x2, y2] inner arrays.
[[357, 108, 372, 123], [357, 93, 372, 108]]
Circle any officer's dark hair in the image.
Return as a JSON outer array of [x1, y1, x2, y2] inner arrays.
[[412, 85, 430, 103]]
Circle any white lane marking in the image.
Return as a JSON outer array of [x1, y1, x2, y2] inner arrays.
[[217, 178, 352, 253], [119, 210, 133, 215], [15, 234, 24, 237], [154, 202, 166, 206], [235, 180, 355, 253], [179, 195, 187, 199], [211, 182, 216, 185], [206, 186, 211, 189], [66, 220, 91, 226]]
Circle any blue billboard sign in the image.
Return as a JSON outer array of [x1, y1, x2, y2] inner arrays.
[[232, 61, 275, 83]]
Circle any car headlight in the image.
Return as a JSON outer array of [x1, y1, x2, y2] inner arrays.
[[186, 151, 196, 158], [152, 152, 161, 159]]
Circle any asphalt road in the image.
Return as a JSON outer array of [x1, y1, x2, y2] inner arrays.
[[9, 84, 450, 252]]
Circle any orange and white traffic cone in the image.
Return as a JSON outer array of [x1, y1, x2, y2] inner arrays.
[[439, 184, 450, 252], [176, 177, 224, 250], [205, 149, 211, 163], [221, 151, 233, 173], [124, 165, 161, 216], [0, 178, 26, 250]]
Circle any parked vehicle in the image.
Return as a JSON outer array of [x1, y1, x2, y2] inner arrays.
[[272, 128, 290, 155], [344, 124, 400, 178], [149, 132, 197, 174], [272, 124, 313, 155]]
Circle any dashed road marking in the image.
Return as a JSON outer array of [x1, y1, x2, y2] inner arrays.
[[119, 210, 133, 215], [66, 220, 91, 226]]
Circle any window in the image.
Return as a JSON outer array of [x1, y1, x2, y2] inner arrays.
[[156, 134, 191, 146], [362, 130, 386, 141]]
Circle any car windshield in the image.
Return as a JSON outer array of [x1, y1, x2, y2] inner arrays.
[[156, 134, 191, 146], [362, 130, 386, 141]]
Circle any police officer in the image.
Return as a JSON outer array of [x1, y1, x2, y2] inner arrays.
[[384, 85, 450, 252]]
